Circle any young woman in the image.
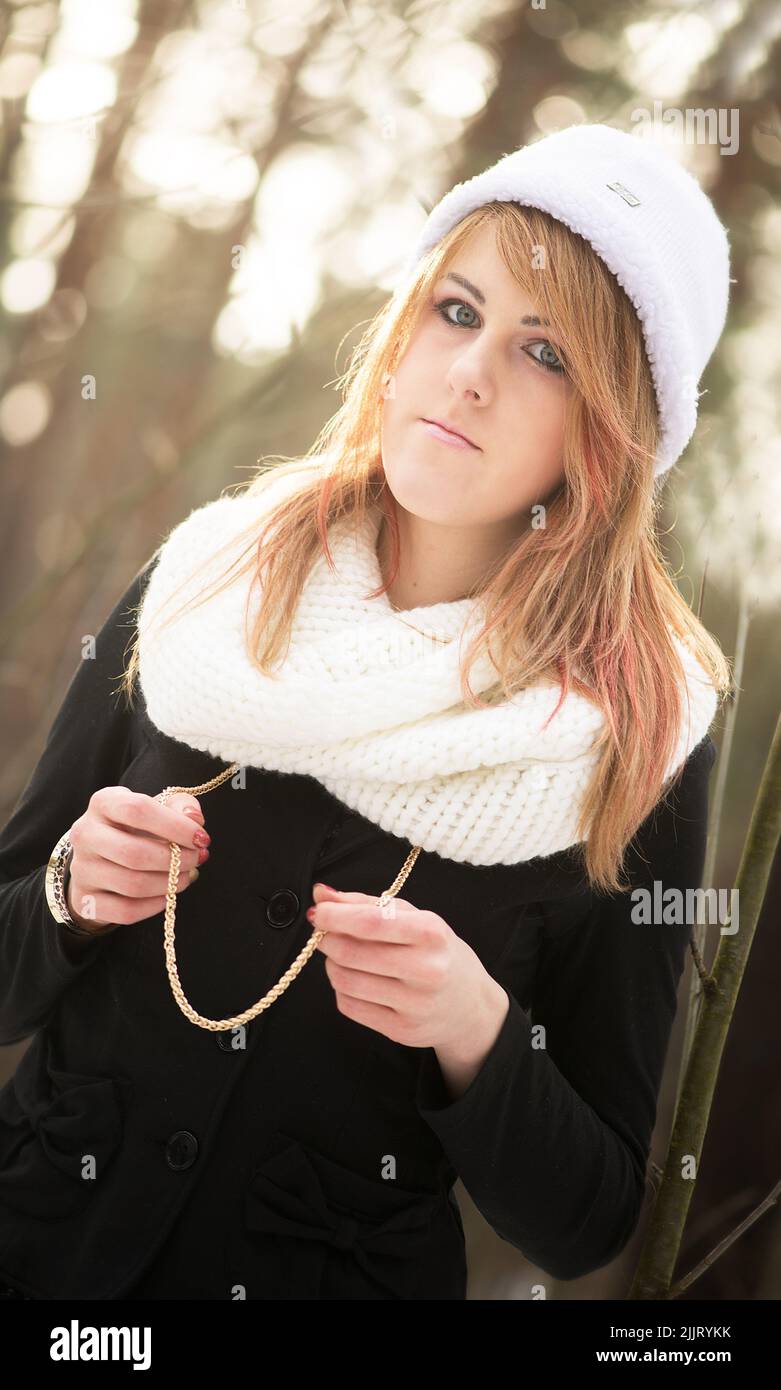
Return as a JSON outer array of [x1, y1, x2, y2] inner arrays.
[[0, 124, 733, 1300]]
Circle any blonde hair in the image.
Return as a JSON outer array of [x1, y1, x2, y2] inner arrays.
[[118, 202, 732, 894]]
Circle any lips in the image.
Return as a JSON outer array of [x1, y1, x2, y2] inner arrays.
[[421, 418, 479, 449]]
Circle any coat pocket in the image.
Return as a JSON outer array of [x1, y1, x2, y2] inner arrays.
[[242, 1130, 448, 1299], [0, 1041, 130, 1223]]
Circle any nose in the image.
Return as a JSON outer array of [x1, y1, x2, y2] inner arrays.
[[446, 340, 493, 404]]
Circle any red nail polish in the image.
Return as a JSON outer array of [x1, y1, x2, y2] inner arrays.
[[306, 906, 317, 922]]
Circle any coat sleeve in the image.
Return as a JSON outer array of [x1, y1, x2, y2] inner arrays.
[[415, 731, 718, 1281], [0, 557, 158, 1046]]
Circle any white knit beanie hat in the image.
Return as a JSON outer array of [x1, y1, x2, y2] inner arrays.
[[403, 123, 732, 479]]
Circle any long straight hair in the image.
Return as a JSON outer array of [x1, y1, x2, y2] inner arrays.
[[118, 202, 732, 894]]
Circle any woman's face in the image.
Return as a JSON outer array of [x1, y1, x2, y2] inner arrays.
[[381, 222, 573, 533]]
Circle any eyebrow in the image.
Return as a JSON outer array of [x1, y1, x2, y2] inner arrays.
[[443, 272, 550, 328]]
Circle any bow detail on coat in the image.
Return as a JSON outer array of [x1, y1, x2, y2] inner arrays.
[[26, 1070, 126, 1180], [243, 1132, 445, 1299], [0, 1052, 129, 1220]]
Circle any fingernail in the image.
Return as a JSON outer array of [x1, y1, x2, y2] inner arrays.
[[188, 868, 200, 883], [306, 906, 317, 922], [197, 847, 210, 865], [182, 807, 204, 823], [193, 829, 211, 848], [313, 882, 337, 894]]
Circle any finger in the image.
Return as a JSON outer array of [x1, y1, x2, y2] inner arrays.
[[165, 792, 206, 825], [96, 788, 209, 852], [87, 820, 201, 875], [320, 935, 417, 977], [327, 960, 407, 1008], [76, 853, 200, 899], [312, 883, 417, 913], [312, 901, 422, 945], [67, 889, 179, 928]]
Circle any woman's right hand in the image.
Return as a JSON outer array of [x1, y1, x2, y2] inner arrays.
[[64, 787, 211, 932]]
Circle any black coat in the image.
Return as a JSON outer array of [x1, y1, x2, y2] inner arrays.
[[0, 560, 717, 1300]]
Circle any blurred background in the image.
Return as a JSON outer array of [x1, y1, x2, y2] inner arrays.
[[0, 0, 779, 1300]]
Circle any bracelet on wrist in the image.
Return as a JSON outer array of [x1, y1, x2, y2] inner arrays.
[[45, 831, 115, 938]]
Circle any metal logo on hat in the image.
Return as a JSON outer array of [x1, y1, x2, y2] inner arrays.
[[606, 181, 642, 206]]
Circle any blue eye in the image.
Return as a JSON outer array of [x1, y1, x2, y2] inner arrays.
[[433, 297, 566, 375], [436, 298, 480, 330], [525, 340, 566, 374]]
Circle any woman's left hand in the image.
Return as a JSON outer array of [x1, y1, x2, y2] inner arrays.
[[308, 881, 499, 1051]]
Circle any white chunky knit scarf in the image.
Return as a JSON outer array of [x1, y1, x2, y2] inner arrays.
[[137, 469, 718, 868]]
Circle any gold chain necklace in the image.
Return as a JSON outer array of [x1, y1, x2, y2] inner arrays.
[[157, 765, 422, 1032], [387, 599, 453, 644], [380, 528, 454, 644]]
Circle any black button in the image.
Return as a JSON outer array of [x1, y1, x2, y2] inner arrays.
[[165, 1130, 199, 1171], [266, 889, 299, 929]]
